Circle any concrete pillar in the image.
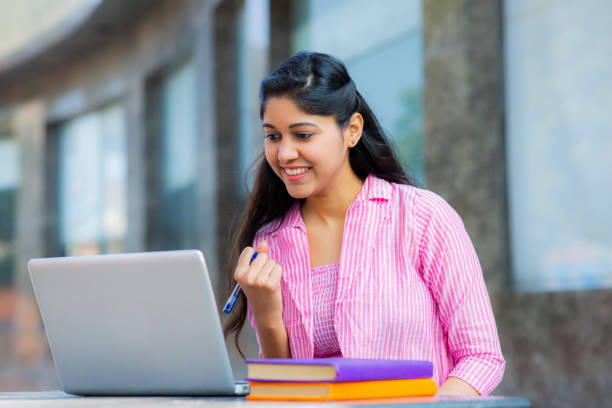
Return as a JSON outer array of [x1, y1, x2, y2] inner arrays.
[[13, 99, 59, 388], [194, 0, 220, 298], [123, 79, 147, 253], [423, 0, 508, 291], [269, 0, 292, 70]]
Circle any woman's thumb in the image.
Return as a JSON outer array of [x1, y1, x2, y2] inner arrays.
[[256, 240, 268, 254]]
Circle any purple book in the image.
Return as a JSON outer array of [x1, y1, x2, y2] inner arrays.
[[245, 358, 433, 382]]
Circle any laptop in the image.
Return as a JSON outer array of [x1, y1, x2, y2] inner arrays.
[[28, 250, 250, 396]]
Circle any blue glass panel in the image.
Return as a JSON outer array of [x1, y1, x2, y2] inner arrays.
[[238, 0, 269, 196], [160, 60, 198, 249], [58, 103, 127, 255], [0, 137, 19, 285], [504, 0, 612, 291]]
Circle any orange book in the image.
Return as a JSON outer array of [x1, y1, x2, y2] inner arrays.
[[247, 378, 437, 401]]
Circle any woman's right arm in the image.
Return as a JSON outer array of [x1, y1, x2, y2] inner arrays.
[[252, 313, 291, 359], [235, 241, 291, 358]]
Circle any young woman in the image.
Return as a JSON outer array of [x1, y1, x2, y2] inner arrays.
[[224, 52, 505, 396]]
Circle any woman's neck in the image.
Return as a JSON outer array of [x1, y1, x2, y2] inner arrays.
[[301, 165, 364, 227]]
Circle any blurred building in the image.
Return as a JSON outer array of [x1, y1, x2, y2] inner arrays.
[[0, 0, 610, 407]]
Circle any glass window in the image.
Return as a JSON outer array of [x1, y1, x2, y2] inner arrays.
[[59, 103, 127, 256], [0, 135, 19, 285], [159, 59, 198, 249], [504, 0, 612, 291], [238, 0, 269, 196], [292, 0, 424, 184]]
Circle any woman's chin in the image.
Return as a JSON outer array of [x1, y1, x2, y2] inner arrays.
[[284, 184, 313, 199]]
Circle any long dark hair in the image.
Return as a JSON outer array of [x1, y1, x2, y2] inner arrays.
[[223, 51, 417, 357]]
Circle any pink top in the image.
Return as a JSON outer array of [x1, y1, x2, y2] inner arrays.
[[247, 174, 505, 395], [311, 263, 342, 358]]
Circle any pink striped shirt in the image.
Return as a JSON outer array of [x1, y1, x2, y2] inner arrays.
[[247, 174, 505, 395], [311, 263, 342, 358]]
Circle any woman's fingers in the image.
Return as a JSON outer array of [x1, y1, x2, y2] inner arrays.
[[268, 264, 282, 287], [234, 247, 255, 282], [256, 240, 268, 254], [245, 251, 268, 285], [235, 244, 283, 327], [234, 243, 281, 291], [249, 251, 268, 272], [255, 259, 277, 286]]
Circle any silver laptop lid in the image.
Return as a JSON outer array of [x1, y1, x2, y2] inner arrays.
[[28, 250, 239, 396]]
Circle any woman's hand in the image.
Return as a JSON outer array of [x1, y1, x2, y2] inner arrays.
[[233, 241, 284, 330], [438, 377, 480, 396]]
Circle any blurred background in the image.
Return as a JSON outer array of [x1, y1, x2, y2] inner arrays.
[[0, 0, 610, 406]]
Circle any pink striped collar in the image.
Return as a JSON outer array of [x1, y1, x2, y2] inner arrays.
[[273, 174, 393, 234]]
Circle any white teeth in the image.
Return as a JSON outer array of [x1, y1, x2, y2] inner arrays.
[[285, 167, 309, 176]]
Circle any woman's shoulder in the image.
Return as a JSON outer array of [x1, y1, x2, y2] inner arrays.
[[388, 179, 462, 225]]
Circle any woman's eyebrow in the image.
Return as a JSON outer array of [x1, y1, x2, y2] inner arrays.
[[289, 122, 320, 129], [262, 122, 321, 129]]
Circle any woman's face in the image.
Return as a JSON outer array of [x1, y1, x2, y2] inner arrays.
[[262, 96, 360, 199]]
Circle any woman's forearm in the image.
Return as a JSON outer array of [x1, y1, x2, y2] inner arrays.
[[438, 376, 480, 396], [256, 319, 292, 358]]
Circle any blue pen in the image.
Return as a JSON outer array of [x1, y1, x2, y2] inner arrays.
[[223, 251, 258, 314]]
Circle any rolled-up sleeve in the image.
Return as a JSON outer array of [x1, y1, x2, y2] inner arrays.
[[417, 190, 505, 396]]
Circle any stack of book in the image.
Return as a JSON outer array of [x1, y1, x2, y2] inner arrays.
[[245, 357, 437, 401]]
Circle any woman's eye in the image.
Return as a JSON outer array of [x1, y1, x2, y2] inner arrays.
[[295, 132, 313, 139], [265, 133, 280, 140]]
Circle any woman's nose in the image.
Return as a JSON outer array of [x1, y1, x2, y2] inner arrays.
[[278, 139, 299, 162]]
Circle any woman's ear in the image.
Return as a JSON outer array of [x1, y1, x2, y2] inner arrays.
[[344, 112, 364, 148]]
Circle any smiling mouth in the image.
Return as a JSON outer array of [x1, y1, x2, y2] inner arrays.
[[282, 167, 311, 180], [284, 167, 310, 176]]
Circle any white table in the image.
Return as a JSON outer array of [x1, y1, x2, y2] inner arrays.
[[0, 390, 530, 407]]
